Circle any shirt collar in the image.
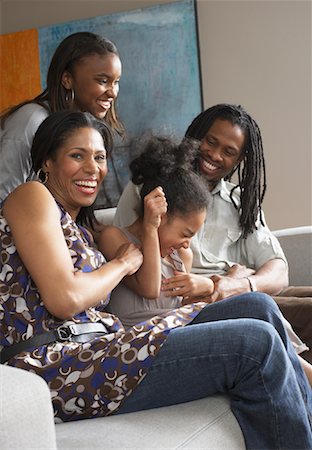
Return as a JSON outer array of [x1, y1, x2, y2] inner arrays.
[[210, 179, 234, 203]]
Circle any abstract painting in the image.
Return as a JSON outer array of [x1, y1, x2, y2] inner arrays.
[[1, 0, 202, 208]]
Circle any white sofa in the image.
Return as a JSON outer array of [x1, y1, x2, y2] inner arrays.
[[1, 209, 311, 450]]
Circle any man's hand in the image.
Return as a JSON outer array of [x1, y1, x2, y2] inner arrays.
[[209, 274, 251, 302]]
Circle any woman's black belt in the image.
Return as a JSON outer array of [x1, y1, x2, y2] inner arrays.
[[0, 322, 109, 364]]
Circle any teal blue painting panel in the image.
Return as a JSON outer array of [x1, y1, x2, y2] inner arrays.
[[38, 0, 202, 207]]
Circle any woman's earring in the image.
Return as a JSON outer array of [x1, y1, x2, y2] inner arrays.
[[65, 88, 75, 105], [36, 168, 49, 184]]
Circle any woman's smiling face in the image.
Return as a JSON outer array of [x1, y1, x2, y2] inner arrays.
[[62, 53, 122, 120], [44, 127, 107, 219]]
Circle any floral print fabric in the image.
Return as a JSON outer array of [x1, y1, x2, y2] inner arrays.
[[0, 202, 205, 422]]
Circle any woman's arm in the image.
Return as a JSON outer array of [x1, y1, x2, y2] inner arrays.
[[0, 104, 49, 202], [3, 182, 142, 320], [99, 187, 167, 299]]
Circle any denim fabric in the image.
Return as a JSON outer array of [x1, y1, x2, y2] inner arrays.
[[117, 293, 312, 450]]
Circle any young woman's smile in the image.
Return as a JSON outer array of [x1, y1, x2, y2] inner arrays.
[[62, 53, 122, 120]]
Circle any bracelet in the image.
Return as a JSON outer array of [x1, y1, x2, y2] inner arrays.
[[246, 276, 257, 292]]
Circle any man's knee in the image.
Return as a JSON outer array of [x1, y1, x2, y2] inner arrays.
[[234, 292, 280, 317], [231, 319, 284, 365]]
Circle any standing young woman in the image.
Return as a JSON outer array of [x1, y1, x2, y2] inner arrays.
[[0, 31, 123, 202]]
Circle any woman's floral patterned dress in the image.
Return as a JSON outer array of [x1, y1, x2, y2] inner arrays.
[[0, 202, 205, 422]]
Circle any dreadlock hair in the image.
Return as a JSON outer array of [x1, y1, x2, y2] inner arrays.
[[185, 103, 266, 237], [130, 135, 209, 219]]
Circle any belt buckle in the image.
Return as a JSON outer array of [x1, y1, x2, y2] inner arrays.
[[56, 325, 72, 342]]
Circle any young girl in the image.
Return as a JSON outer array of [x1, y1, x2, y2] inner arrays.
[[99, 136, 213, 327]]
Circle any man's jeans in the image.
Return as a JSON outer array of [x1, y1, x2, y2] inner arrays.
[[117, 293, 312, 450]]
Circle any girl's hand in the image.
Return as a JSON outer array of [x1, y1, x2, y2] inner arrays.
[[143, 186, 167, 230], [161, 271, 214, 298], [115, 243, 143, 276]]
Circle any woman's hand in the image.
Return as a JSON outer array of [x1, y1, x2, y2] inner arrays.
[[114, 243, 143, 276], [161, 271, 214, 299], [143, 186, 167, 230]]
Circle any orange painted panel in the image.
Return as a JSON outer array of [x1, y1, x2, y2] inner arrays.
[[0, 29, 41, 112]]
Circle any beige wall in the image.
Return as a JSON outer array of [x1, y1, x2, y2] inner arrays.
[[197, 0, 311, 230], [1, 0, 311, 230]]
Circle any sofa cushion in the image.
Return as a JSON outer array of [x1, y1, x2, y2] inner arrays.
[[273, 226, 312, 286], [55, 395, 245, 449], [0, 365, 57, 449]]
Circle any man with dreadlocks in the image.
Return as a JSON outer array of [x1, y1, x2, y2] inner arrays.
[[178, 103, 285, 300], [113, 103, 312, 370]]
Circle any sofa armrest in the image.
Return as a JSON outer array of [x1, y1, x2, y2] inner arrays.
[[0, 365, 57, 449], [273, 226, 312, 286]]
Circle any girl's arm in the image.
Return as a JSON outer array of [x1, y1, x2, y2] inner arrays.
[[3, 182, 143, 320], [98, 187, 167, 299]]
